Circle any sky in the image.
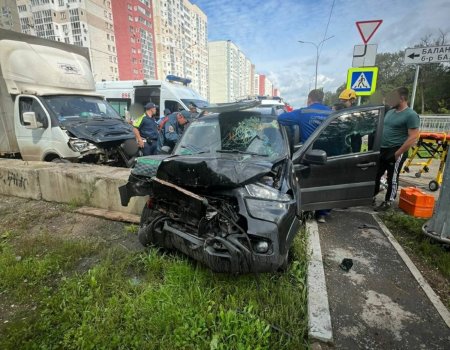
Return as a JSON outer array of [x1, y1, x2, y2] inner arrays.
[[192, 0, 450, 107]]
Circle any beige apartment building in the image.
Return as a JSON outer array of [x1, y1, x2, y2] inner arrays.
[[152, 0, 208, 98], [15, 0, 118, 81], [208, 40, 255, 103], [0, 0, 21, 31]]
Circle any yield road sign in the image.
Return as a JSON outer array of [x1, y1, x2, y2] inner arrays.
[[346, 67, 379, 96], [404, 45, 450, 64], [356, 20, 383, 45]]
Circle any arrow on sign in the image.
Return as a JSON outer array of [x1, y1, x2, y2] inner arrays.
[[408, 53, 420, 59], [356, 20, 383, 45]]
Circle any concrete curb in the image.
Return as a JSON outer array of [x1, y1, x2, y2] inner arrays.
[[373, 214, 450, 329], [306, 220, 333, 344], [0, 159, 146, 215]]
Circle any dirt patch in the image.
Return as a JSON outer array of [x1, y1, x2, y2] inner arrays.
[[0, 195, 143, 251]]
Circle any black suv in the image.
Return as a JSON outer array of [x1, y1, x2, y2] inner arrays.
[[119, 101, 386, 273]]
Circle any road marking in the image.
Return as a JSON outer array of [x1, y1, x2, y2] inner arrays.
[[306, 220, 334, 343], [373, 214, 450, 329]]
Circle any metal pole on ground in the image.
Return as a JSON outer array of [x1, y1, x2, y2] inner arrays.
[[357, 96, 361, 106], [423, 155, 450, 243], [411, 65, 420, 109]]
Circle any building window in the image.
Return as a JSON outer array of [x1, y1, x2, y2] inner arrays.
[[18, 5, 27, 12]]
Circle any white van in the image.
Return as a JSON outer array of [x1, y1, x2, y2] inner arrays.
[[0, 29, 137, 167], [95, 76, 209, 120]]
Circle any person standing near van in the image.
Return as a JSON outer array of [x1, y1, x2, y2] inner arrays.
[[133, 102, 159, 156], [374, 87, 420, 211], [157, 110, 191, 153]]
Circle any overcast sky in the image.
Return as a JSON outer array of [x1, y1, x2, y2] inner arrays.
[[193, 0, 450, 107]]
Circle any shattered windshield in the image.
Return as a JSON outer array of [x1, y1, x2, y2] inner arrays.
[[174, 113, 286, 160], [43, 95, 121, 121]]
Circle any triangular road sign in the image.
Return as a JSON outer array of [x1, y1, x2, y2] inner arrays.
[[352, 73, 371, 89], [356, 20, 383, 44]]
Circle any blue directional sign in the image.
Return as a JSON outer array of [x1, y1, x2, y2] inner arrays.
[[346, 67, 378, 96]]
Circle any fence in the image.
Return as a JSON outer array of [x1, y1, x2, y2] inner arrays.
[[419, 115, 450, 133]]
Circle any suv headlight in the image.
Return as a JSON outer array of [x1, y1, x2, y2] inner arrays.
[[245, 183, 291, 202], [68, 138, 97, 153]]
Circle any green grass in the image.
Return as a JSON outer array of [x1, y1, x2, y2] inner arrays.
[[380, 211, 450, 304], [0, 228, 309, 349]]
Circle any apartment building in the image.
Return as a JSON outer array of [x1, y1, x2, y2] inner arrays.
[[152, 0, 208, 98], [15, 0, 118, 81], [257, 74, 275, 97], [0, 0, 21, 31], [112, 0, 157, 80], [208, 40, 255, 103]]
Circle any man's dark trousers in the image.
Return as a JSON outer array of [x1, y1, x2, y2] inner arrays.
[[375, 146, 409, 202]]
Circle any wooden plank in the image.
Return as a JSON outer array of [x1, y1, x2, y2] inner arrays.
[[75, 207, 140, 224]]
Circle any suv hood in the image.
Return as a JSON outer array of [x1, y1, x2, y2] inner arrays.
[[156, 155, 274, 188], [62, 118, 135, 144]]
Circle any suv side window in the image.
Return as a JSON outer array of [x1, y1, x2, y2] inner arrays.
[[18, 96, 49, 128], [312, 109, 379, 157]]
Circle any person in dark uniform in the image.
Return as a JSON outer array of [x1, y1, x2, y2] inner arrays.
[[133, 102, 159, 156], [157, 110, 191, 153]]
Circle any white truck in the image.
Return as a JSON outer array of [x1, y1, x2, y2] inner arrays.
[[0, 29, 138, 167], [95, 76, 209, 120]]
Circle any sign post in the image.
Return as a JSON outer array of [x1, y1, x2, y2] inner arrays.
[[423, 155, 450, 244], [404, 45, 450, 107], [410, 65, 420, 109]]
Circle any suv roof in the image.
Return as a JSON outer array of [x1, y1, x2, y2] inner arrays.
[[202, 100, 261, 113]]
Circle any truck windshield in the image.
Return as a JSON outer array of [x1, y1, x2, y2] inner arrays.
[[43, 95, 121, 121]]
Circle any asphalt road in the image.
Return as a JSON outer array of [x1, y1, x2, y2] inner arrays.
[[319, 209, 450, 349]]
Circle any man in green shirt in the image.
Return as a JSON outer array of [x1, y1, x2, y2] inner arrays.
[[374, 87, 420, 211]]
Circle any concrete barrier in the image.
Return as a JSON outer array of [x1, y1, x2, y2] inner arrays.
[[0, 159, 146, 215]]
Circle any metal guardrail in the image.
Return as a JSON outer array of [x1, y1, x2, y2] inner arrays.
[[419, 115, 450, 132]]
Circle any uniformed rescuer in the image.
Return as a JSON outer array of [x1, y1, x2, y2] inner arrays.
[[133, 102, 159, 156]]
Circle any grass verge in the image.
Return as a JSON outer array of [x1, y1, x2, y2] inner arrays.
[[0, 227, 309, 349], [380, 210, 450, 307]]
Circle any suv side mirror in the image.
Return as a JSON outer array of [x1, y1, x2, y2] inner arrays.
[[302, 149, 327, 165], [23, 112, 39, 129]]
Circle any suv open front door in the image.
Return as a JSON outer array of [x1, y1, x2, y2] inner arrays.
[[293, 106, 385, 211]]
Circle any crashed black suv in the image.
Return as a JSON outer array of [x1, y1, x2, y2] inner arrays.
[[120, 101, 386, 273]]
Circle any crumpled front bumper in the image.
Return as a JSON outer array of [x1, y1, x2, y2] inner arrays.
[[141, 213, 300, 273]]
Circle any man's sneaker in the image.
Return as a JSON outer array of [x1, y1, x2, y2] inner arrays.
[[316, 215, 326, 223], [374, 201, 393, 212]]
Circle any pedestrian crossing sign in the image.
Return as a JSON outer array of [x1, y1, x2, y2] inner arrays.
[[346, 67, 378, 96]]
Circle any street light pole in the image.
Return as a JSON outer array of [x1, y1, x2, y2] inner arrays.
[[298, 36, 334, 90]]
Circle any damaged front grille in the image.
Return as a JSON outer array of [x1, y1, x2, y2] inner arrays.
[[151, 177, 247, 242]]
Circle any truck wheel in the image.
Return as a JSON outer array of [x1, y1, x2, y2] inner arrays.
[[429, 180, 439, 192]]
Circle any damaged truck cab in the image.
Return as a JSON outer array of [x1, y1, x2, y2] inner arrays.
[[0, 29, 137, 166], [120, 102, 386, 273]]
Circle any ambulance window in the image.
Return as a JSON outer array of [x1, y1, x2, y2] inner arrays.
[[165, 100, 181, 113]]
